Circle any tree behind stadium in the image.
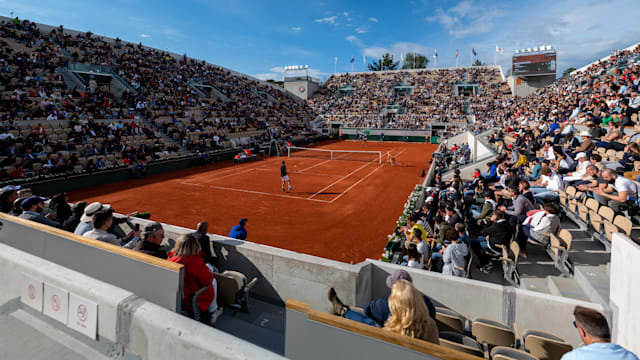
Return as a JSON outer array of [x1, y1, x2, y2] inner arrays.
[[368, 53, 399, 71], [402, 53, 429, 69]]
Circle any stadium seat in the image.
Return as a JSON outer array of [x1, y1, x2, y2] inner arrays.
[[435, 307, 467, 334], [214, 270, 258, 313], [438, 331, 484, 357], [522, 329, 573, 360], [491, 346, 539, 360], [471, 318, 515, 350], [501, 241, 520, 287], [548, 229, 573, 277]]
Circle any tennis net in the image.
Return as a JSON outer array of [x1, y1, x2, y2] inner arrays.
[[287, 146, 382, 163]]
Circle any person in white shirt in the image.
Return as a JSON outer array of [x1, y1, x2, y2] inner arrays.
[[530, 167, 563, 204], [564, 152, 591, 183], [522, 202, 561, 246], [595, 169, 639, 213]]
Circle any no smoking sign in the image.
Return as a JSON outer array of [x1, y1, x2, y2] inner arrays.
[[43, 283, 68, 324]]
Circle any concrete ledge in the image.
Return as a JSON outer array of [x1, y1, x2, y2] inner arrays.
[[128, 301, 285, 360], [0, 243, 134, 343]]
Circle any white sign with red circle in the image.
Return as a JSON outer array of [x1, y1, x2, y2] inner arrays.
[[21, 275, 43, 312], [68, 294, 98, 339], [43, 283, 69, 324]]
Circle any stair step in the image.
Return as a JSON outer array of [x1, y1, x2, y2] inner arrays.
[[546, 276, 591, 302], [520, 277, 551, 295], [574, 264, 610, 307]]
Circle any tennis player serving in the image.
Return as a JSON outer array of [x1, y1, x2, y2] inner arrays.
[[281, 160, 293, 191]]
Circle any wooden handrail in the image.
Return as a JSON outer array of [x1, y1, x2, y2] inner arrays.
[[0, 212, 183, 272], [286, 300, 483, 360]]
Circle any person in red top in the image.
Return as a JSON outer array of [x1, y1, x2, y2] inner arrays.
[[167, 234, 223, 324]]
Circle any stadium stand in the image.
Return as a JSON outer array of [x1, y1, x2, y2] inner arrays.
[[0, 14, 639, 360]]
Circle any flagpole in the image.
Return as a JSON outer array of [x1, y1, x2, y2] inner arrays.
[[494, 46, 497, 66], [334, 57, 337, 74]]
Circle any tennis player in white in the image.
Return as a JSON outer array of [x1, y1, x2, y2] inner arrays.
[[281, 161, 293, 191]]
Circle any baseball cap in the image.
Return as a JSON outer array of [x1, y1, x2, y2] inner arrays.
[[0, 185, 20, 194], [506, 144, 513, 149], [579, 131, 592, 137], [239, 218, 248, 226], [80, 202, 111, 223], [576, 152, 587, 159], [386, 269, 413, 289], [21, 196, 48, 211], [472, 171, 481, 178]]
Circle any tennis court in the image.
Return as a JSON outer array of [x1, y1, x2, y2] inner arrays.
[[69, 140, 437, 263]]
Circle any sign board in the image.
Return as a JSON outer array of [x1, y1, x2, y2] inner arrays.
[[21, 275, 43, 312], [68, 294, 98, 339], [43, 283, 69, 324], [512, 52, 557, 76]]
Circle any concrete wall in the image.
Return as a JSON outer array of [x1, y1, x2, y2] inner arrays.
[[341, 128, 431, 138], [0, 214, 183, 311], [285, 307, 445, 360], [365, 260, 605, 347], [610, 233, 640, 355], [0, 242, 284, 359], [507, 74, 555, 97]]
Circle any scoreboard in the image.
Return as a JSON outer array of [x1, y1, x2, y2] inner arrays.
[[512, 52, 556, 76]]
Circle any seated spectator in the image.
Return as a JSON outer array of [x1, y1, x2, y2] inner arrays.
[[575, 131, 595, 154], [228, 218, 248, 240], [49, 193, 72, 225], [563, 152, 591, 184], [133, 222, 168, 258], [167, 233, 222, 324], [83, 210, 120, 245], [328, 270, 437, 338], [192, 221, 216, 265], [530, 167, 563, 204], [470, 209, 511, 273], [440, 225, 469, 277], [0, 185, 20, 213], [62, 201, 87, 232], [74, 202, 111, 235], [595, 169, 639, 213], [383, 280, 439, 344], [18, 196, 60, 228], [522, 202, 561, 247], [561, 306, 638, 360]]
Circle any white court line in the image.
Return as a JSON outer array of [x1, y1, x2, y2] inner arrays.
[[329, 164, 386, 203], [189, 167, 258, 185], [180, 181, 332, 203], [307, 161, 372, 199], [296, 151, 353, 173], [253, 168, 339, 177]]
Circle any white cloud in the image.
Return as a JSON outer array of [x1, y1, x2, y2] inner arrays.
[[425, 0, 505, 39], [291, 26, 302, 32], [314, 16, 337, 25], [139, 33, 150, 38], [343, 12, 350, 17], [355, 26, 368, 34], [368, 17, 378, 23], [345, 35, 364, 47]]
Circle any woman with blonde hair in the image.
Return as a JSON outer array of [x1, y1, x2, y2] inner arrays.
[[167, 233, 222, 324], [384, 279, 439, 344]]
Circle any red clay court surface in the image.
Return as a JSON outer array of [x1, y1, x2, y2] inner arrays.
[[69, 140, 437, 263]]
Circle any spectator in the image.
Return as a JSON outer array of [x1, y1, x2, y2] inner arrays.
[[228, 218, 248, 240], [522, 202, 561, 247], [441, 226, 469, 277], [18, 196, 60, 228], [561, 306, 638, 360], [470, 209, 512, 273], [192, 221, 216, 265], [328, 270, 436, 328], [133, 222, 168, 258], [595, 169, 639, 213], [167, 233, 223, 324], [82, 210, 120, 245], [0, 185, 20, 213], [49, 193, 72, 225], [383, 280, 439, 344], [530, 167, 563, 204], [74, 202, 111, 235], [62, 201, 87, 232]]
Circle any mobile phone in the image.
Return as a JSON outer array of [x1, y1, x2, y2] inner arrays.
[[134, 223, 140, 231]]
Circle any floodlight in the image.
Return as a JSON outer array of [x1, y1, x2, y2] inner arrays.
[[527, 48, 532, 52], [521, 49, 526, 53], [533, 47, 538, 52], [547, 45, 552, 50], [305, 65, 309, 68], [515, 50, 519, 54]]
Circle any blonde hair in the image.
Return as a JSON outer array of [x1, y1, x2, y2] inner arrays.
[[172, 234, 202, 257], [384, 280, 430, 339]]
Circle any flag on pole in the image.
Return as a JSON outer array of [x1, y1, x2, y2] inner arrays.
[[400, 53, 404, 61], [455, 49, 459, 59], [334, 57, 338, 65], [472, 48, 477, 56], [350, 56, 355, 63], [434, 49, 438, 57], [496, 45, 503, 53]]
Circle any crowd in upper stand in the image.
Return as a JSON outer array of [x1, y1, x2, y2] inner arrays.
[[0, 17, 316, 180], [309, 67, 509, 129]]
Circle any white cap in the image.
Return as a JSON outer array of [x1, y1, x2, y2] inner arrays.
[[579, 131, 592, 137], [576, 152, 587, 159]]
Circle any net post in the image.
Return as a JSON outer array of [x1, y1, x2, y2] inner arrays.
[[378, 151, 382, 164], [331, 151, 334, 160], [287, 146, 291, 158]]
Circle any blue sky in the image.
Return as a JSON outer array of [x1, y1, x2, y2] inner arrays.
[[2, 0, 640, 82]]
